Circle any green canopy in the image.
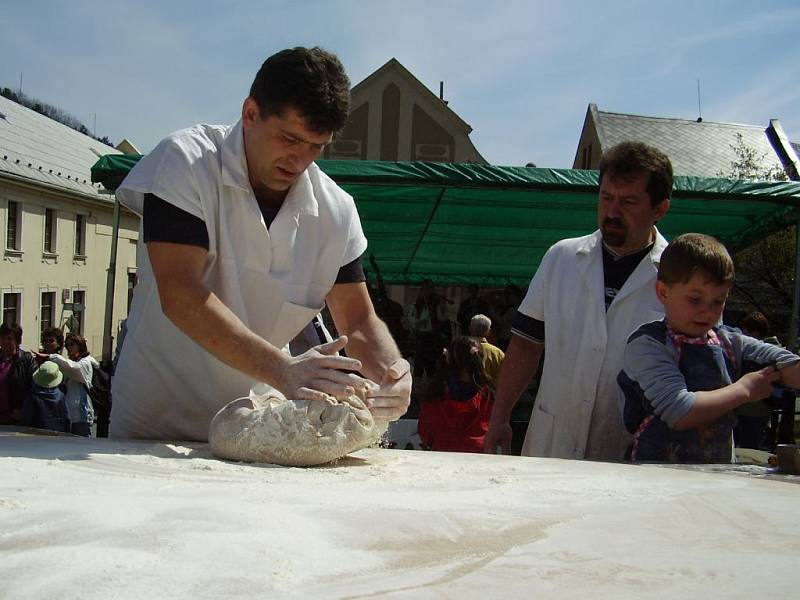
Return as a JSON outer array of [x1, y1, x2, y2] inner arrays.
[[92, 155, 800, 286]]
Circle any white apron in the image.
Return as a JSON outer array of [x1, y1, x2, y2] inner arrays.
[[110, 122, 366, 441]]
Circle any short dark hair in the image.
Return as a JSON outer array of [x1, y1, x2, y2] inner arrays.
[[249, 46, 350, 134], [739, 311, 770, 339], [42, 326, 64, 350], [65, 333, 90, 357], [657, 233, 734, 286], [598, 141, 673, 207], [0, 322, 23, 345]]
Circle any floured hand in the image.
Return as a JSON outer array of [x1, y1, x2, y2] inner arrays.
[[368, 358, 411, 422], [278, 336, 378, 403]]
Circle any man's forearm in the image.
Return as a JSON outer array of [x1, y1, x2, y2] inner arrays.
[[159, 279, 289, 388], [340, 313, 401, 382], [490, 335, 544, 423]]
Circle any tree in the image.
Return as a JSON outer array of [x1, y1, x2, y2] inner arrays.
[[720, 134, 794, 342], [719, 133, 787, 182], [0, 84, 114, 147]]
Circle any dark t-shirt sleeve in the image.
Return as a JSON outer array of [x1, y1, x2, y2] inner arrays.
[[143, 193, 210, 249], [143, 192, 364, 282], [335, 255, 366, 283], [511, 311, 545, 343]]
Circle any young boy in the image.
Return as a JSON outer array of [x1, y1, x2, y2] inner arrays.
[[618, 233, 800, 463], [21, 360, 71, 433]]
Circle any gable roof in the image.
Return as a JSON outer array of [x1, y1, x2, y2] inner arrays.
[[0, 94, 119, 200], [351, 58, 474, 134], [591, 104, 786, 177]]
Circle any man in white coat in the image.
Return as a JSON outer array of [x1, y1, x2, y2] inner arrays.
[[110, 47, 410, 441], [484, 142, 672, 461]]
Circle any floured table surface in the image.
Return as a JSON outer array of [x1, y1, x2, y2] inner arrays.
[[1, 430, 799, 599]]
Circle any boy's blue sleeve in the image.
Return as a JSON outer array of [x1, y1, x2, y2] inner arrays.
[[736, 330, 799, 366], [623, 333, 696, 428]]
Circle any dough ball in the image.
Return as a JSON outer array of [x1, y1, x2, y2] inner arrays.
[[208, 393, 386, 467]]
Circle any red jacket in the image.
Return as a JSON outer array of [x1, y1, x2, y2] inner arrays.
[[418, 383, 493, 453]]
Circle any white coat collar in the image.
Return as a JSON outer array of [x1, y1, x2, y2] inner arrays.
[[221, 119, 319, 219], [575, 230, 603, 256], [221, 120, 251, 191], [575, 227, 667, 262]]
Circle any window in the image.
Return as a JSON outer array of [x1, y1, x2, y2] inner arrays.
[[2, 292, 21, 326], [582, 144, 593, 169], [6, 200, 21, 251], [40, 291, 56, 334], [71, 290, 85, 334], [328, 139, 362, 160], [74, 214, 86, 256], [44, 208, 57, 253], [127, 272, 137, 314]]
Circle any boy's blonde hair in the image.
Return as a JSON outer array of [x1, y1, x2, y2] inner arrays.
[[657, 233, 734, 285]]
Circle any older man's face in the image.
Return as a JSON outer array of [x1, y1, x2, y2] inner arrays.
[[598, 171, 669, 254]]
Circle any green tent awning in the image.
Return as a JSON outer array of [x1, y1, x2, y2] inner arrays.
[[92, 155, 800, 286]]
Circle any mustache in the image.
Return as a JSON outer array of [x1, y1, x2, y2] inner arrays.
[[602, 218, 625, 228]]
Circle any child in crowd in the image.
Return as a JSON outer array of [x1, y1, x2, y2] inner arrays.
[[618, 233, 800, 463], [39, 334, 96, 437], [41, 327, 65, 356], [21, 361, 70, 433], [418, 336, 494, 453]]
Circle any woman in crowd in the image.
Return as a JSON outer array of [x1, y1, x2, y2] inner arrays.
[[418, 336, 494, 453], [41, 333, 95, 436]]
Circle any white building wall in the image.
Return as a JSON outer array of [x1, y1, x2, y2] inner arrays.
[[0, 179, 139, 358]]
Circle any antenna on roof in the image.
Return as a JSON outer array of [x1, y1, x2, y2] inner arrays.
[[696, 79, 703, 123], [19, 72, 23, 96]]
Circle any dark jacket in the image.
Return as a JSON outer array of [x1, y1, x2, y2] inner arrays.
[[8, 349, 36, 413], [21, 385, 71, 433]]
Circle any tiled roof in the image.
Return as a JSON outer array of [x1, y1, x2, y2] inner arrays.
[[0, 94, 119, 199], [595, 110, 784, 177]]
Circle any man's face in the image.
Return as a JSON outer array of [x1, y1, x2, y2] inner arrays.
[[241, 99, 332, 198], [0, 332, 18, 357], [656, 272, 731, 338], [598, 171, 669, 254]]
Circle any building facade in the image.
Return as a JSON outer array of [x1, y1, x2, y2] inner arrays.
[[323, 58, 486, 164], [0, 95, 139, 358]]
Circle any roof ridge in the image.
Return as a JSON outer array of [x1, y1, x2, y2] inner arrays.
[[597, 109, 765, 130]]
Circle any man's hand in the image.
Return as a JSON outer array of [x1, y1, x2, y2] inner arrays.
[[279, 336, 379, 402], [483, 421, 513, 455], [367, 358, 411, 421]]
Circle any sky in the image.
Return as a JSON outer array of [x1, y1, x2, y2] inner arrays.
[[2, 0, 799, 168]]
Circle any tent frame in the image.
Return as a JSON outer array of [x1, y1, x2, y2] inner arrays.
[[91, 156, 800, 348]]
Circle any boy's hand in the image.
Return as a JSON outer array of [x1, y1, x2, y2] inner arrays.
[[738, 366, 781, 402]]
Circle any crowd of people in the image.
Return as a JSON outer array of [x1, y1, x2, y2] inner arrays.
[[0, 323, 105, 437]]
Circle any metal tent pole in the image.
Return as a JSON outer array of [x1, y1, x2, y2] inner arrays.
[[101, 195, 121, 366], [790, 215, 800, 351]]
